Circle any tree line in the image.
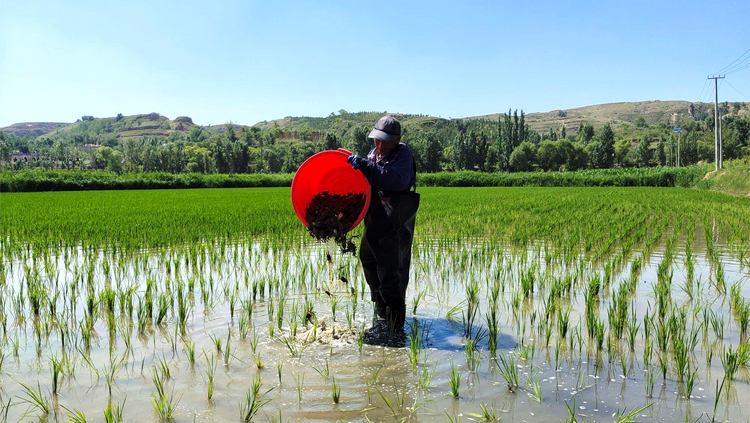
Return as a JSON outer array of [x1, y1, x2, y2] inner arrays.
[[1, 107, 748, 174]]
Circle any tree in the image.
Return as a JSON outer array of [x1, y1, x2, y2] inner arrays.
[[634, 115, 647, 128], [635, 139, 651, 167], [185, 145, 212, 173], [614, 139, 631, 167], [537, 141, 560, 171], [656, 140, 666, 166], [82, 115, 95, 122], [591, 124, 615, 168], [509, 141, 536, 171], [561, 125, 567, 139], [413, 132, 442, 173], [346, 126, 371, 157], [578, 123, 595, 145], [324, 132, 339, 151]]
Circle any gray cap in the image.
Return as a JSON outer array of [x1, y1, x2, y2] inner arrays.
[[368, 115, 401, 142]]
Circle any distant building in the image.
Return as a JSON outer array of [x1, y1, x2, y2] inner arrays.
[[77, 144, 101, 153], [10, 151, 35, 162]]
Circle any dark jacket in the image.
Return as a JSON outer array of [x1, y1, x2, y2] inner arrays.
[[363, 143, 415, 193]]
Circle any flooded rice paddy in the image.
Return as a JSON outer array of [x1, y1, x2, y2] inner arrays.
[[0, 187, 749, 422]]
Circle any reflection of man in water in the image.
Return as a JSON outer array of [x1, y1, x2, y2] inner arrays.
[[347, 115, 419, 330]]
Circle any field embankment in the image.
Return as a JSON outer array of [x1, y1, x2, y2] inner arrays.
[[0, 165, 712, 192], [695, 160, 749, 197]]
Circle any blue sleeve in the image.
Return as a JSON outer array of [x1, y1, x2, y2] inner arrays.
[[366, 145, 413, 192]]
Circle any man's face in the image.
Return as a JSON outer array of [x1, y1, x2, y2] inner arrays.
[[374, 138, 398, 156]]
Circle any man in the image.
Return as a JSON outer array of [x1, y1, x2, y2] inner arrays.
[[347, 115, 419, 330]]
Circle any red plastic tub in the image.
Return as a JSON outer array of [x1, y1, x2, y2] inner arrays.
[[291, 148, 371, 230]]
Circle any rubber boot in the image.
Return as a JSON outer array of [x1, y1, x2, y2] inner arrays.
[[386, 302, 406, 332], [374, 298, 387, 320]]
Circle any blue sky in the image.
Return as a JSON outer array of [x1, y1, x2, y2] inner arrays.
[[1, 0, 748, 127]]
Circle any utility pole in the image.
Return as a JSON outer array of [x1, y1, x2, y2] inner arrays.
[[707, 75, 725, 170]]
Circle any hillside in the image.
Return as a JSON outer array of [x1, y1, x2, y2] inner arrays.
[[470, 100, 748, 133], [1, 122, 68, 137], [2, 100, 748, 141]]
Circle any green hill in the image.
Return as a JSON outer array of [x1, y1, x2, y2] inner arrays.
[[3, 100, 748, 142]]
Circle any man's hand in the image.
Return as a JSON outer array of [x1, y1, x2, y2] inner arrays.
[[347, 155, 367, 170]]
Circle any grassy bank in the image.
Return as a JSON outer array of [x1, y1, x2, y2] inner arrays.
[[0, 165, 712, 192], [695, 160, 749, 197]]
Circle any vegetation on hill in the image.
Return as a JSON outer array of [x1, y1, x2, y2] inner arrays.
[[0, 101, 747, 177]]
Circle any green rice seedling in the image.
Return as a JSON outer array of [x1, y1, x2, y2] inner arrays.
[[713, 378, 725, 423], [467, 403, 500, 422], [50, 354, 64, 396], [150, 369, 179, 420], [239, 314, 249, 339], [412, 288, 426, 315], [205, 352, 216, 401], [528, 376, 542, 403], [658, 352, 669, 380], [721, 345, 740, 385], [255, 353, 264, 369], [331, 375, 341, 404], [103, 397, 126, 423], [449, 362, 460, 398], [685, 361, 698, 398], [280, 335, 299, 357], [711, 311, 725, 340], [16, 381, 51, 419], [645, 366, 657, 398], [184, 339, 195, 364], [61, 405, 88, 423], [250, 327, 259, 354], [465, 336, 481, 371], [408, 321, 423, 369], [154, 355, 171, 380], [445, 301, 464, 322], [209, 333, 222, 353], [357, 324, 365, 353], [313, 359, 331, 380], [293, 372, 305, 402], [557, 308, 571, 339], [418, 363, 435, 389], [240, 373, 273, 422], [223, 331, 233, 366], [614, 402, 653, 423], [496, 353, 518, 391], [330, 296, 338, 322]]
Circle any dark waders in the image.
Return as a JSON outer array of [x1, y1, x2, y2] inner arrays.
[[359, 169, 419, 329]]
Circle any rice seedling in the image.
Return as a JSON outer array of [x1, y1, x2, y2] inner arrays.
[[61, 405, 88, 423], [16, 381, 52, 419], [448, 362, 460, 398], [103, 398, 126, 423], [293, 372, 305, 402], [331, 375, 341, 404], [496, 353, 518, 391], [467, 403, 500, 422], [528, 376, 542, 403], [645, 366, 657, 398], [614, 402, 653, 423], [239, 373, 273, 422], [150, 367, 179, 420], [205, 352, 216, 401]]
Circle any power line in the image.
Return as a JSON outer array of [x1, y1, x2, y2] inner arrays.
[[715, 48, 750, 74], [722, 55, 750, 73], [725, 62, 750, 75], [698, 78, 709, 102], [723, 78, 750, 100]]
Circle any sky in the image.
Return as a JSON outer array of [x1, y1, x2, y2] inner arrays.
[[1, 0, 749, 127]]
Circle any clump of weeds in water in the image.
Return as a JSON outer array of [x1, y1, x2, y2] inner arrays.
[[103, 397, 126, 423], [468, 403, 500, 422], [205, 352, 216, 401], [304, 191, 366, 255], [331, 375, 341, 404]]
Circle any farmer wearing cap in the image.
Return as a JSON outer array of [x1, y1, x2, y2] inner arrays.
[[347, 116, 419, 330]]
